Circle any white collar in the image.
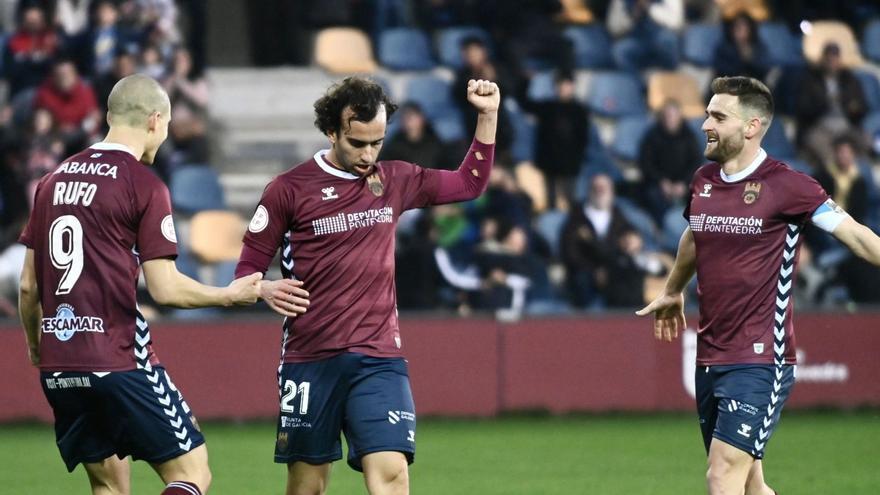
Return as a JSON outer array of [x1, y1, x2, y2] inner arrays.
[[720, 148, 767, 183], [90, 141, 138, 159], [314, 149, 359, 180]]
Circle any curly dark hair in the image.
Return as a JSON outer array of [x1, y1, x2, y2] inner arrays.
[[313, 77, 398, 136]]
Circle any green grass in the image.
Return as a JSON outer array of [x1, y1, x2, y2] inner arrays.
[[1, 412, 878, 493]]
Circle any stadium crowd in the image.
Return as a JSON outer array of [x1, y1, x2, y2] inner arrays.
[[3, 0, 880, 319]]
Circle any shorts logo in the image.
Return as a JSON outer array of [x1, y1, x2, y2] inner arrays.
[[737, 423, 752, 438], [754, 343, 765, 354], [41, 304, 105, 341], [249, 205, 269, 233], [161, 215, 177, 243], [743, 182, 762, 205], [388, 410, 415, 424], [407, 430, 415, 442]]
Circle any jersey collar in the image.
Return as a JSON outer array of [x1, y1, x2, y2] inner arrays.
[[720, 148, 767, 183], [90, 141, 138, 159], [314, 149, 359, 180]]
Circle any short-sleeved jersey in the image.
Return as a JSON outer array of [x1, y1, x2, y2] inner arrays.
[[242, 150, 442, 362], [684, 150, 828, 366], [19, 142, 177, 372]]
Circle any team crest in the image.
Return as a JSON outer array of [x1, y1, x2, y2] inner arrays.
[[366, 172, 384, 197], [277, 432, 288, 450], [743, 182, 761, 204]]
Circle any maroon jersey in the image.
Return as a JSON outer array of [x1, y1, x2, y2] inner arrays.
[[19, 142, 177, 372], [241, 151, 444, 362], [684, 150, 828, 366]]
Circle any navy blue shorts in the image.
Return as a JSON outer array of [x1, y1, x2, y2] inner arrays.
[[40, 367, 205, 472], [696, 364, 796, 459], [275, 353, 416, 471]]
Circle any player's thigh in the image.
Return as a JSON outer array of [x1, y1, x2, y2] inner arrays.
[[150, 444, 210, 492], [343, 356, 416, 472], [711, 365, 795, 459], [275, 356, 353, 466], [362, 451, 409, 493], [707, 437, 755, 487], [286, 461, 332, 495], [40, 371, 124, 473], [84, 454, 131, 495], [695, 365, 720, 454]]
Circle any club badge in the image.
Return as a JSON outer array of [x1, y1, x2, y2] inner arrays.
[[367, 172, 384, 197], [743, 182, 761, 204]]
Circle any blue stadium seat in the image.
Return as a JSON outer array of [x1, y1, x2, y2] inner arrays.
[[757, 22, 803, 66], [527, 71, 557, 102], [432, 110, 466, 142], [587, 72, 646, 117], [687, 117, 706, 143], [170, 166, 225, 213], [615, 197, 660, 251], [563, 25, 614, 69], [534, 209, 568, 258], [378, 28, 435, 70], [610, 116, 653, 161], [404, 76, 453, 119], [682, 23, 722, 67], [773, 66, 806, 116], [436, 26, 492, 69], [584, 122, 612, 168], [762, 119, 795, 159], [862, 19, 880, 63], [507, 102, 536, 163], [864, 111, 880, 137], [854, 70, 880, 113]]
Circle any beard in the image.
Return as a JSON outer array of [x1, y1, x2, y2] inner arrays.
[[705, 132, 744, 163]]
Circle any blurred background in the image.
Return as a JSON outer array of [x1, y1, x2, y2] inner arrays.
[[0, 1, 879, 492]]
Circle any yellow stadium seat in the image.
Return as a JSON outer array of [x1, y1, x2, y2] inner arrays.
[[314, 28, 378, 74], [715, 0, 769, 21], [514, 161, 548, 213], [803, 20, 864, 68], [647, 72, 705, 119], [189, 210, 246, 263]]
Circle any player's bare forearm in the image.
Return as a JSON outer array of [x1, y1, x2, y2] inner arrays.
[[833, 217, 880, 266], [468, 79, 500, 145], [143, 258, 262, 308], [18, 249, 41, 364], [663, 227, 697, 295], [474, 110, 498, 145]]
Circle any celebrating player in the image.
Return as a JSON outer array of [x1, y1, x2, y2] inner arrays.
[[234, 76, 499, 494], [17, 74, 301, 495], [637, 76, 880, 494]]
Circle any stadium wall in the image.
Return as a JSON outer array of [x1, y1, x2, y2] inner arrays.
[[1, 314, 877, 422]]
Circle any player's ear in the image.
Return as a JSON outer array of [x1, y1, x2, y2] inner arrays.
[[745, 116, 761, 140], [327, 130, 337, 145], [147, 111, 159, 133]]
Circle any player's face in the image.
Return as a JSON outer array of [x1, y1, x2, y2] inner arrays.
[[142, 108, 171, 164], [328, 106, 387, 177], [702, 94, 746, 163]]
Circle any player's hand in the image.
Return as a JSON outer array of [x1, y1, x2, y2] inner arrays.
[[635, 292, 686, 342], [226, 272, 263, 306], [260, 279, 310, 318], [467, 79, 500, 114]]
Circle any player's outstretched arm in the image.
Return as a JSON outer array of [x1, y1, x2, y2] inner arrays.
[[235, 244, 310, 318], [635, 228, 696, 342], [142, 258, 262, 308], [831, 216, 880, 266], [468, 79, 500, 145], [18, 248, 41, 366]]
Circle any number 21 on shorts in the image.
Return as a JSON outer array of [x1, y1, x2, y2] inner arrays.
[[280, 380, 310, 415]]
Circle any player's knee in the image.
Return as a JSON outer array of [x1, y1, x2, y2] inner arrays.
[[366, 460, 408, 495], [287, 468, 328, 495]]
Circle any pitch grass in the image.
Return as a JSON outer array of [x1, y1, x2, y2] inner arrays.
[[1, 411, 878, 494]]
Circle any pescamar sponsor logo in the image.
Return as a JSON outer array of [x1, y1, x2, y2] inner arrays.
[[41, 304, 105, 341]]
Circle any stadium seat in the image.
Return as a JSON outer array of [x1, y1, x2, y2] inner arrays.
[[773, 66, 806, 116], [514, 162, 548, 212], [432, 110, 466, 142], [862, 19, 880, 63], [404, 75, 453, 119], [854, 70, 880, 113], [587, 72, 646, 117], [863, 111, 880, 142], [762, 119, 795, 159], [170, 166, 225, 213], [507, 102, 536, 163], [647, 72, 705, 118], [436, 26, 492, 69], [681, 23, 723, 67], [378, 28, 436, 71], [757, 22, 803, 66], [615, 197, 660, 251], [313, 28, 378, 74], [534, 209, 568, 257], [527, 71, 557, 102], [584, 122, 613, 170], [803, 20, 864, 67], [188, 210, 245, 263], [716, 0, 770, 21], [610, 116, 653, 161], [687, 117, 706, 142], [563, 25, 614, 69]]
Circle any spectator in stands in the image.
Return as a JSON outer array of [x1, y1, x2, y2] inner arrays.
[[814, 135, 868, 224], [560, 173, 634, 307], [72, 0, 136, 79], [24, 108, 65, 187], [3, 4, 61, 97], [490, 0, 574, 73], [607, 0, 683, 73], [713, 12, 771, 82], [796, 42, 867, 168], [637, 99, 702, 222], [164, 104, 210, 175], [482, 165, 536, 234], [55, 0, 91, 36], [33, 58, 100, 148], [138, 43, 167, 80], [453, 36, 513, 158], [520, 70, 589, 210], [95, 50, 137, 116], [380, 102, 448, 170], [163, 47, 209, 112], [602, 229, 671, 308]]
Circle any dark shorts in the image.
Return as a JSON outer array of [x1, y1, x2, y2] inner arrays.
[[696, 364, 796, 459], [275, 353, 416, 471], [40, 367, 205, 472]]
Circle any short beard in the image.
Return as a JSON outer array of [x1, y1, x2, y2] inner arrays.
[[705, 133, 744, 163]]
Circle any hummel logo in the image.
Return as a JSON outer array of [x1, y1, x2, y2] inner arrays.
[[90, 153, 102, 158], [737, 423, 752, 438], [699, 184, 712, 198], [321, 187, 338, 200]]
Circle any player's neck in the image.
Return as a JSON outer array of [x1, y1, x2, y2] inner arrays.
[[102, 128, 147, 161], [720, 145, 762, 177]]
